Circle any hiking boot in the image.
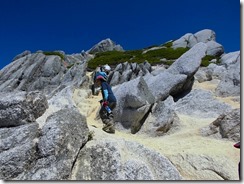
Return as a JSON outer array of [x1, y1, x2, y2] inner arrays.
[[102, 122, 115, 134]]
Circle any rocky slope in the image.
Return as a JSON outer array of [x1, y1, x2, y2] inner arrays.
[[0, 29, 240, 180]]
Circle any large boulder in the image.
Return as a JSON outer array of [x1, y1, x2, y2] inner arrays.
[[201, 109, 240, 142], [113, 77, 155, 133], [215, 51, 240, 97], [145, 42, 207, 101], [0, 91, 48, 128], [139, 96, 181, 136], [170, 153, 238, 180], [175, 89, 232, 118], [71, 137, 182, 180], [206, 41, 224, 56], [167, 42, 207, 77], [144, 72, 187, 101], [172, 29, 224, 56], [0, 123, 39, 179], [16, 108, 89, 180]]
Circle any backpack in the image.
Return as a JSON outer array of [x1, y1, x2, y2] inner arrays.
[[93, 71, 108, 82]]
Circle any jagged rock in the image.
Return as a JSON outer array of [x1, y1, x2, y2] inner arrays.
[[170, 153, 238, 180], [175, 89, 232, 118], [15, 108, 89, 180], [109, 71, 121, 86], [144, 43, 207, 101], [167, 42, 207, 77], [217, 109, 240, 141], [0, 123, 39, 179], [201, 109, 240, 142], [12, 50, 31, 61], [172, 29, 224, 56], [0, 132, 38, 180], [71, 138, 182, 180], [166, 42, 207, 97], [213, 51, 240, 97], [88, 38, 124, 54], [113, 77, 155, 133], [62, 62, 88, 88], [139, 96, 180, 136], [108, 62, 152, 86], [194, 68, 212, 83], [144, 72, 187, 101], [206, 63, 226, 80], [0, 91, 48, 128], [0, 52, 88, 96], [141, 44, 205, 101]]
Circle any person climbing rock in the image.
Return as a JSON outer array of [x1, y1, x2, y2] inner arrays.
[[95, 74, 117, 134], [91, 64, 111, 95]]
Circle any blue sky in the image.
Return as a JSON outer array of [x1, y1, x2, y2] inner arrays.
[[0, 0, 241, 69]]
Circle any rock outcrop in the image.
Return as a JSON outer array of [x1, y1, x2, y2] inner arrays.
[[108, 61, 152, 86], [88, 38, 124, 54], [0, 51, 89, 96], [172, 29, 224, 56], [71, 136, 182, 180], [0, 91, 48, 128], [0, 29, 240, 181], [113, 77, 155, 134], [201, 109, 240, 142]]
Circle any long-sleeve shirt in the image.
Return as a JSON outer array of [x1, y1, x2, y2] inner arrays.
[[101, 82, 116, 103]]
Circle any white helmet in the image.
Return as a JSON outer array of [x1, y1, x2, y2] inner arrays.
[[103, 64, 111, 72]]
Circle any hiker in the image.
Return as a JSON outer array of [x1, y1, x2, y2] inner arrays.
[[95, 74, 117, 133], [101, 64, 111, 75], [234, 142, 240, 179], [91, 64, 111, 95]]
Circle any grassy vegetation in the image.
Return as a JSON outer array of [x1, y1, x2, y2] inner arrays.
[[43, 51, 65, 60], [201, 55, 221, 67], [87, 46, 189, 69]]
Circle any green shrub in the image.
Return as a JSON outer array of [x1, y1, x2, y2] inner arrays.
[[162, 41, 173, 48], [88, 50, 142, 69], [43, 51, 65, 60], [87, 46, 189, 69], [201, 55, 221, 67]]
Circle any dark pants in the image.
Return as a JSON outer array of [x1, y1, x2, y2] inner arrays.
[[99, 102, 116, 124]]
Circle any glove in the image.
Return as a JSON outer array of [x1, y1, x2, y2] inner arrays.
[[102, 101, 109, 107]]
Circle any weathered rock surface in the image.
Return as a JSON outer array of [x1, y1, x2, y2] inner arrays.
[[0, 123, 39, 179], [0, 52, 88, 96], [0, 91, 48, 128], [108, 61, 152, 86], [175, 89, 232, 118], [201, 109, 240, 142], [215, 51, 240, 97], [139, 96, 180, 136], [15, 108, 89, 180], [172, 29, 224, 56], [71, 137, 182, 180], [88, 38, 124, 54], [145, 42, 207, 101], [113, 77, 155, 134], [0, 29, 240, 181]]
